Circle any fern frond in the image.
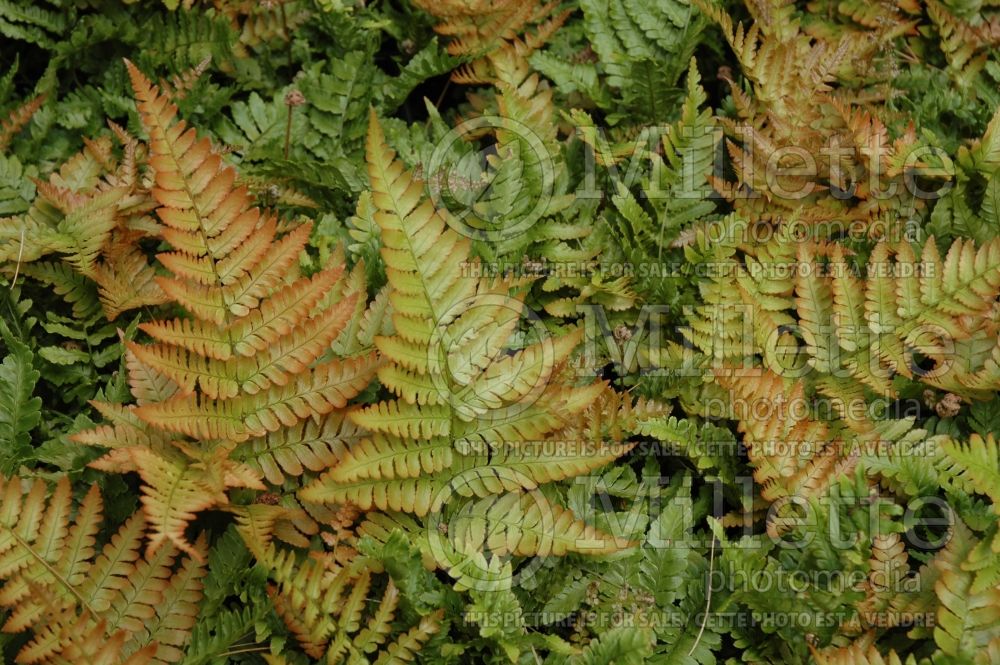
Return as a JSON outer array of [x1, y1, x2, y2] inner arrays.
[[810, 640, 904, 665], [236, 411, 363, 485], [795, 241, 836, 373], [413, 0, 569, 58], [931, 520, 1000, 659], [556, 0, 706, 122], [0, 93, 45, 152], [303, 113, 633, 562], [72, 63, 378, 557], [91, 238, 169, 321], [257, 539, 441, 662], [128, 448, 230, 560], [371, 608, 443, 664], [0, 477, 206, 664], [941, 434, 1000, 510], [450, 490, 635, 556], [0, 328, 40, 473]]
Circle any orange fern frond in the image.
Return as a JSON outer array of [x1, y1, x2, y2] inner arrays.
[[0, 476, 206, 665], [413, 0, 569, 57], [71, 61, 378, 557], [0, 94, 45, 153], [158, 56, 211, 102]]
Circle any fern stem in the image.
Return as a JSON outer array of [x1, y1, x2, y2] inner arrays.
[[434, 79, 451, 110], [687, 535, 716, 657], [284, 104, 293, 160], [218, 644, 270, 657], [9, 529, 95, 615], [9, 226, 24, 290]]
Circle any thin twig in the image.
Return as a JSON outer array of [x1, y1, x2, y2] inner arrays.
[[217, 645, 270, 657], [435, 79, 452, 110], [10, 226, 24, 290], [688, 535, 717, 657], [284, 104, 294, 160]]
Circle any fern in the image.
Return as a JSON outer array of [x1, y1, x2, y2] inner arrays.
[[928, 520, 1000, 660], [569, 627, 655, 664], [0, 0, 67, 48], [0, 320, 40, 473], [411, 0, 570, 60], [692, 231, 1000, 454], [600, 58, 719, 304], [810, 641, 907, 665], [141, 9, 236, 73], [534, 0, 706, 124], [0, 153, 36, 216], [2, 0, 1000, 662], [0, 129, 168, 321], [302, 112, 633, 560], [70, 62, 378, 558], [300, 52, 377, 163], [258, 540, 444, 663], [930, 103, 1000, 243], [0, 93, 45, 152], [0, 475, 206, 664], [441, 41, 640, 318], [941, 434, 1000, 509]]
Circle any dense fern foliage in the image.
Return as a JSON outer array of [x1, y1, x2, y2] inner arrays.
[[2, 0, 1000, 663]]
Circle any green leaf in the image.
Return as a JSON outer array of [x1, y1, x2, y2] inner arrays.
[[570, 626, 655, 664], [37, 345, 89, 365]]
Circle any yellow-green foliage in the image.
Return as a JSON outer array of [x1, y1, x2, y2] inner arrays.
[[1, 0, 1000, 662]]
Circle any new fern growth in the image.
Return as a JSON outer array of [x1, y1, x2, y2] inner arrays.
[[412, 0, 570, 61], [302, 112, 634, 560], [0, 128, 169, 321]]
